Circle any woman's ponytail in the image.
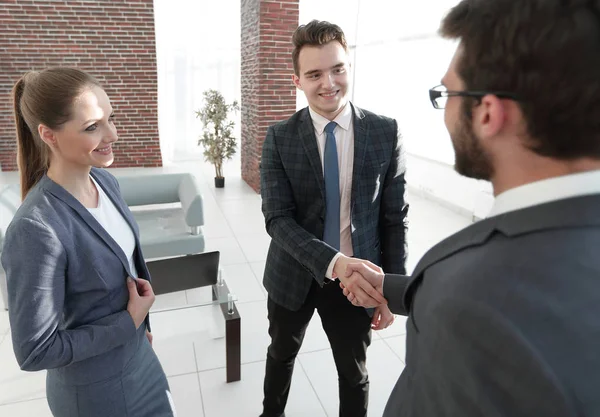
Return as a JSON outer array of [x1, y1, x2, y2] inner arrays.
[[12, 74, 48, 200]]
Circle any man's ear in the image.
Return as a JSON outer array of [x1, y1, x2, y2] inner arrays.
[[292, 74, 303, 90], [474, 94, 506, 140]]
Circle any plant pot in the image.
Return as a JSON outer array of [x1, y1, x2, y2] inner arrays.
[[214, 177, 225, 188]]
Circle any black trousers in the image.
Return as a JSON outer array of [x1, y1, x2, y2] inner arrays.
[[261, 279, 372, 417]]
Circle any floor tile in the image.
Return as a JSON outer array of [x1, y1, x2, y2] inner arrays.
[[168, 373, 205, 417], [0, 398, 52, 416], [0, 368, 47, 405], [153, 337, 198, 377], [364, 340, 406, 417], [383, 335, 407, 364], [407, 196, 471, 246], [203, 237, 247, 266], [236, 233, 271, 263], [0, 310, 9, 336], [209, 175, 261, 203], [298, 316, 332, 354], [219, 199, 265, 236], [249, 261, 267, 293], [373, 313, 407, 339], [199, 360, 325, 417], [0, 335, 46, 405], [201, 201, 235, 240], [299, 339, 404, 417]]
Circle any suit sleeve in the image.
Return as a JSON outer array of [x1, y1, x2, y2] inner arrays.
[[379, 120, 408, 275], [1, 218, 137, 372], [382, 273, 411, 315], [260, 125, 337, 285], [410, 297, 576, 417]]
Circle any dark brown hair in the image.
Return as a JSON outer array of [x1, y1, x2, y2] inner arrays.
[[12, 68, 101, 199], [440, 0, 600, 159], [292, 20, 348, 75]]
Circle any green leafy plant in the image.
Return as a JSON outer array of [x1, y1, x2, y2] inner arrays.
[[195, 89, 239, 179]]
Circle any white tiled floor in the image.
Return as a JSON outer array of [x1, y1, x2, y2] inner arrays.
[[0, 158, 472, 416]]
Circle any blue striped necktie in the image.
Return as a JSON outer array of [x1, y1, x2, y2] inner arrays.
[[323, 121, 340, 250]]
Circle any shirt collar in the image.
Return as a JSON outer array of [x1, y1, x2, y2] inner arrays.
[[309, 102, 353, 135], [489, 170, 600, 217]]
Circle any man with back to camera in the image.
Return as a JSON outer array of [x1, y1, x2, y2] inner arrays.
[[342, 1, 600, 416], [259, 19, 409, 417]]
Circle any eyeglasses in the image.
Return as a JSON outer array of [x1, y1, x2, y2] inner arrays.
[[428, 84, 521, 109]]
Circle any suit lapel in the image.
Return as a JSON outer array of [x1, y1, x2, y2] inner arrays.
[[41, 174, 132, 274], [299, 108, 325, 200], [351, 104, 368, 210]]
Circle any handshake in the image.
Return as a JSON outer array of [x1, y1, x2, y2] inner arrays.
[[333, 255, 387, 308]]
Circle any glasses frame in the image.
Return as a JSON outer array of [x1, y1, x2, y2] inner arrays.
[[429, 84, 521, 109]]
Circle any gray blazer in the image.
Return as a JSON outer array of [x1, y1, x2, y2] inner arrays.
[[1, 168, 151, 385], [382, 195, 600, 416]]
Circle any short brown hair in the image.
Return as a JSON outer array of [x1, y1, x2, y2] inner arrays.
[[292, 20, 348, 76], [441, 0, 600, 159], [12, 68, 100, 199]]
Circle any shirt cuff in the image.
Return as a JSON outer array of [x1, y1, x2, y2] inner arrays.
[[326, 252, 343, 279]]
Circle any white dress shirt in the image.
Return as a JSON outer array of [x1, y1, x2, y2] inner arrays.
[[488, 170, 600, 217], [308, 104, 354, 279]]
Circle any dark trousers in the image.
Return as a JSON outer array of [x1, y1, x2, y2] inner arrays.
[[261, 279, 372, 417]]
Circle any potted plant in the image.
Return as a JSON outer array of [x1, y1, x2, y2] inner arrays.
[[195, 89, 239, 188]]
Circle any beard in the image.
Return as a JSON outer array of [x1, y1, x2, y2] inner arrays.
[[450, 100, 494, 181]]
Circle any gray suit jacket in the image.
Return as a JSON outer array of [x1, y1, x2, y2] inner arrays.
[[260, 104, 409, 311], [1, 168, 151, 385], [382, 195, 600, 416]]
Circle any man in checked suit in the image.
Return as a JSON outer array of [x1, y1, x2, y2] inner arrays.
[[259, 20, 408, 417], [343, 1, 600, 416]]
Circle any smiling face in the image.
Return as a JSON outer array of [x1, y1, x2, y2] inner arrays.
[[292, 40, 350, 120], [40, 85, 118, 171]]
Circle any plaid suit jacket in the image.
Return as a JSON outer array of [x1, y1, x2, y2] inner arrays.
[[260, 104, 408, 311]]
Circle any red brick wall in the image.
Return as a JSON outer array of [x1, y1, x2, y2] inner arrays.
[[0, 0, 162, 172], [241, 0, 299, 192]]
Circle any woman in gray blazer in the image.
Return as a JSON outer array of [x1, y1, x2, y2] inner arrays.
[[1, 68, 175, 416]]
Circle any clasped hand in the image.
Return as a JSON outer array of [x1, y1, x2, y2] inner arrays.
[[333, 256, 387, 308]]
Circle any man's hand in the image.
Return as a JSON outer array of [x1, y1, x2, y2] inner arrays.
[[371, 305, 395, 330], [340, 262, 386, 307], [334, 256, 386, 307]]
